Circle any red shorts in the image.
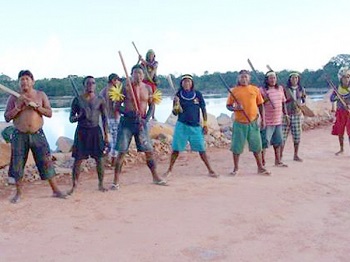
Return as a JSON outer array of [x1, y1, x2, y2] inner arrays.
[[332, 109, 350, 136]]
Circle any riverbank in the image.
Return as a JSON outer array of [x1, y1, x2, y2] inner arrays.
[[1, 124, 350, 261]]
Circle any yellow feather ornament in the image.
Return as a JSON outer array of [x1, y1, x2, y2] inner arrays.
[[152, 89, 162, 105], [108, 84, 125, 102]]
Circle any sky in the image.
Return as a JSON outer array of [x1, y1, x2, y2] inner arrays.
[[0, 0, 349, 80]]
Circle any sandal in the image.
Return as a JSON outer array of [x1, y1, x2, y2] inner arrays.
[[110, 183, 120, 190], [274, 162, 288, 167], [153, 179, 167, 186], [229, 170, 239, 176]]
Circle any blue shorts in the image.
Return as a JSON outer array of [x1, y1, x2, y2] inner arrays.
[[172, 121, 206, 152], [115, 116, 153, 153], [261, 125, 283, 149], [9, 129, 56, 182], [231, 120, 262, 154]]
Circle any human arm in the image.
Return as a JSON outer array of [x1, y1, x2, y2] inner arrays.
[[100, 99, 109, 143], [4, 96, 22, 122], [34, 91, 52, 118], [172, 95, 182, 115], [258, 104, 265, 129], [69, 97, 83, 123]]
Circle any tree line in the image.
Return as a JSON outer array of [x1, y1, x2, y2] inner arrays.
[[0, 58, 344, 99]]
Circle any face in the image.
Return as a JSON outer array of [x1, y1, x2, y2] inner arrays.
[[267, 74, 277, 86], [290, 75, 299, 86], [149, 53, 155, 61], [238, 73, 250, 86], [341, 75, 350, 87], [132, 68, 144, 83], [181, 78, 193, 91], [84, 77, 96, 93], [111, 78, 121, 87], [19, 75, 34, 92]]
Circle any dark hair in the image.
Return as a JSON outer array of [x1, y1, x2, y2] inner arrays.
[[83, 75, 94, 86], [179, 77, 195, 91], [286, 74, 301, 88], [18, 70, 34, 80], [131, 64, 144, 75], [264, 70, 279, 89], [238, 69, 250, 75]]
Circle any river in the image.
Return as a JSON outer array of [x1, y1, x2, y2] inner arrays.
[[0, 96, 231, 150]]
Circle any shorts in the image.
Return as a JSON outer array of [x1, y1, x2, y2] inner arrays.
[[261, 125, 283, 149], [107, 118, 119, 157], [115, 116, 153, 153], [9, 129, 55, 182], [72, 126, 104, 160], [172, 121, 206, 152], [282, 114, 302, 144], [231, 120, 262, 154], [331, 109, 350, 136]]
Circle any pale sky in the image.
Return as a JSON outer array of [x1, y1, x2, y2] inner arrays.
[[0, 0, 349, 80]]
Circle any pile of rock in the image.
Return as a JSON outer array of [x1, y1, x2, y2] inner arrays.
[[0, 98, 335, 186]]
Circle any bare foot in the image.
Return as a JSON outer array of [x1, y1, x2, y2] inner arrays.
[[52, 191, 67, 199], [335, 150, 344, 156], [10, 193, 21, 204]]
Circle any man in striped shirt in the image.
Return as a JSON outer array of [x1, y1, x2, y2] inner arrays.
[[260, 70, 288, 167]]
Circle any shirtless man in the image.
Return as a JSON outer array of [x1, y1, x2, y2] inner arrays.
[[4, 70, 66, 203], [69, 76, 109, 194], [111, 64, 166, 190]]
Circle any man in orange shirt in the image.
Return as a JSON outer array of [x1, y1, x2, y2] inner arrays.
[[226, 70, 271, 176]]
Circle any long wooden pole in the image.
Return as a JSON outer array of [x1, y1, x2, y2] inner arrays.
[[247, 58, 275, 109], [325, 75, 350, 112], [219, 74, 251, 123], [118, 51, 140, 113], [0, 83, 38, 108], [131, 41, 154, 84]]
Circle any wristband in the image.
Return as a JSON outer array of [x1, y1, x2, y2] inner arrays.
[[203, 120, 207, 127]]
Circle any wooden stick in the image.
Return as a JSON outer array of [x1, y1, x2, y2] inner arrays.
[[325, 75, 350, 111], [247, 58, 275, 109], [0, 83, 38, 108], [118, 51, 140, 113], [219, 74, 251, 123], [131, 41, 154, 84], [166, 75, 176, 95]]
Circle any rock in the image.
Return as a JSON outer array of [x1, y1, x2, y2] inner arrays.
[[149, 122, 174, 139], [217, 113, 232, 128], [55, 136, 74, 153], [165, 113, 178, 126], [206, 113, 220, 131], [0, 142, 11, 168]]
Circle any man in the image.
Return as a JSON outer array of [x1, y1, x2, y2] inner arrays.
[[226, 70, 270, 176], [330, 67, 350, 155], [4, 70, 66, 203], [112, 64, 166, 190], [281, 72, 307, 162], [162, 74, 218, 178], [139, 49, 158, 120], [69, 76, 109, 194], [99, 73, 122, 166], [260, 70, 288, 167]]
